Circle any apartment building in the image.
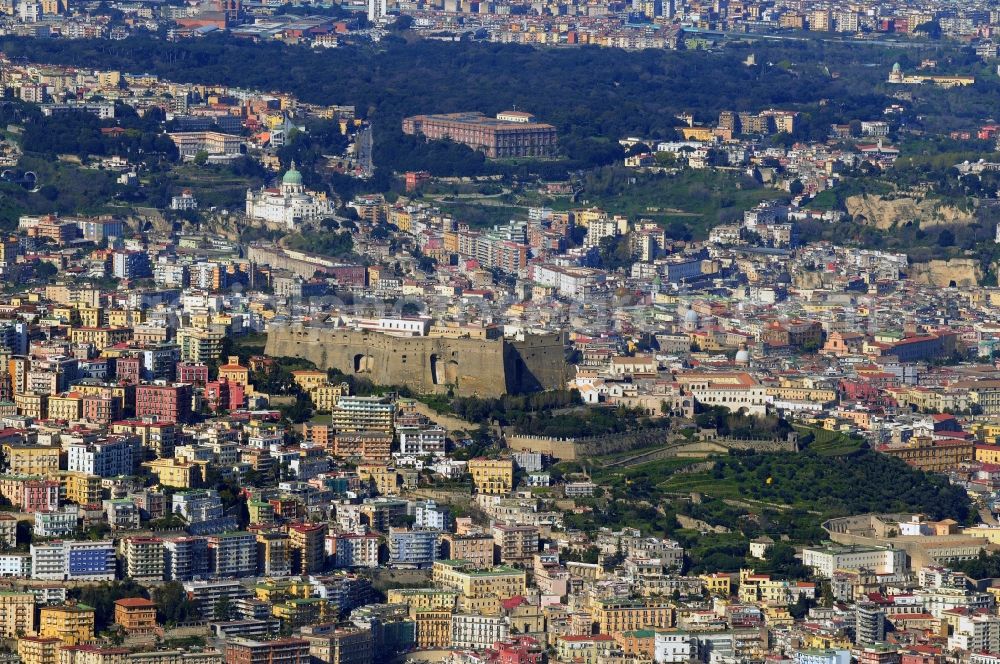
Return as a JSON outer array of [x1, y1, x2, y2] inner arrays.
[[287, 522, 327, 575], [592, 599, 674, 634], [164, 537, 210, 581], [0, 590, 36, 637], [30, 540, 115, 581], [135, 384, 193, 423], [451, 613, 510, 649], [122, 536, 165, 582], [330, 396, 395, 434], [303, 626, 374, 664], [2, 443, 60, 477], [39, 604, 95, 645], [469, 458, 514, 495], [492, 524, 539, 564], [440, 532, 494, 568], [224, 638, 310, 664], [207, 532, 257, 577], [431, 560, 527, 599], [114, 598, 158, 633]]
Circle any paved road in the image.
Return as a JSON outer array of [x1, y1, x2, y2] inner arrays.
[[357, 124, 373, 176]]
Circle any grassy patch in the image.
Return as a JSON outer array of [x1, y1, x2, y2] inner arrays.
[[796, 425, 865, 456], [436, 201, 526, 228], [233, 332, 268, 358]]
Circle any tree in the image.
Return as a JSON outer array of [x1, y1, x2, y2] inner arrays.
[[214, 595, 235, 621], [913, 20, 942, 39], [937, 228, 955, 247], [35, 262, 58, 280], [192, 150, 209, 166], [152, 581, 198, 625], [71, 580, 148, 631], [789, 179, 804, 196]]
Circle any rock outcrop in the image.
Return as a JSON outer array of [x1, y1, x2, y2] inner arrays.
[[908, 258, 982, 287], [845, 194, 975, 230]]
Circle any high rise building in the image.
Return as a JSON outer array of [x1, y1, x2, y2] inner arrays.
[[855, 603, 886, 646], [367, 0, 387, 21], [122, 536, 166, 582], [288, 523, 327, 575]]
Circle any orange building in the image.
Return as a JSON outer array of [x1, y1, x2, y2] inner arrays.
[[113, 598, 157, 633]]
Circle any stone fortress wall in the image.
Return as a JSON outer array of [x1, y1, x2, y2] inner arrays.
[[265, 324, 570, 398]]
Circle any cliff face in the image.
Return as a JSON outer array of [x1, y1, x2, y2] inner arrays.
[[845, 194, 974, 230], [265, 325, 569, 397], [907, 258, 983, 287]]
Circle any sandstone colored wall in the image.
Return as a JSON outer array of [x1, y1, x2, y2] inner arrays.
[[907, 258, 983, 288], [264, 324, 569, 398], [845, 194, 975, 230]]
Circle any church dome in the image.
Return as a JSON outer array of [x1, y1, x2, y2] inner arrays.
[[282, 162, 303, 185], [684, 306, 699, 324], [892, 62, 901, 72]]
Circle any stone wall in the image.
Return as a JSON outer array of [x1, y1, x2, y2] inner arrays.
[[506, 429, 671, 460], [264, 324, 569, 398], [907, 258, 983, 288], [248, 244, 332, 279]]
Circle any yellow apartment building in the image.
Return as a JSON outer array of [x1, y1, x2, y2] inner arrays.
[[60, 472, 103, 506], [2, 444, 61, 477], [386, 589, 459, 610], [592, 599, 674, 634], [17, 636, 61, 664], [0, 590, 36, 637], [411, 608, 451, 649], [431, 560, 526, 599], [39, 604, 95, 645], [468, 458, 514, 495]]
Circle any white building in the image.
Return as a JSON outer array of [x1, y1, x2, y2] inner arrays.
[[801, 545, 906, 578], [330, 533, 380, 568], [793, 650, 850, 664], [451, 613, 509, 650], [414, 500, 450, 530], [34, 505, 79, 538], [654, 631, 694, 663], [367, 0, 387, 21], [245, 164, 334, 229], [30, 540, 115, 581], [949, 614, 1000, 653], [397, 425, 446, 457], [0, 553, 31, 577]]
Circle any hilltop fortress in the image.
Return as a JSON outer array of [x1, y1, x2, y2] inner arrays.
[[265, 324, 570, 397]]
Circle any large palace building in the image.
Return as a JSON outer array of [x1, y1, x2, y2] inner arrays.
[[401, 111, 557, 158]]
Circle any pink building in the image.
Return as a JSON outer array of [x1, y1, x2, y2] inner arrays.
[[82, 395, 118, 425], [23, 480, 60, 512], [205, 379, 245, 412], [116, 357, 141, 384], [176, 363, 209, 385]]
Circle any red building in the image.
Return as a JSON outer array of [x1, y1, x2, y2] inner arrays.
[[402, 112, 558, 159], [404, 171, 431, 192], [82, 395, 118, 425], [205, 379, 245, 413], [225, 638, 310, 664], [491, 637, 546, 664], [116, 357, 141, 385], [23, 479, 60, 512], [135, 384, 193, 423], [176, 362, 209, 385]]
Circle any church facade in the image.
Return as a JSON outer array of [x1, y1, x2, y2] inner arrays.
[[245, 163, 334, 228]]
